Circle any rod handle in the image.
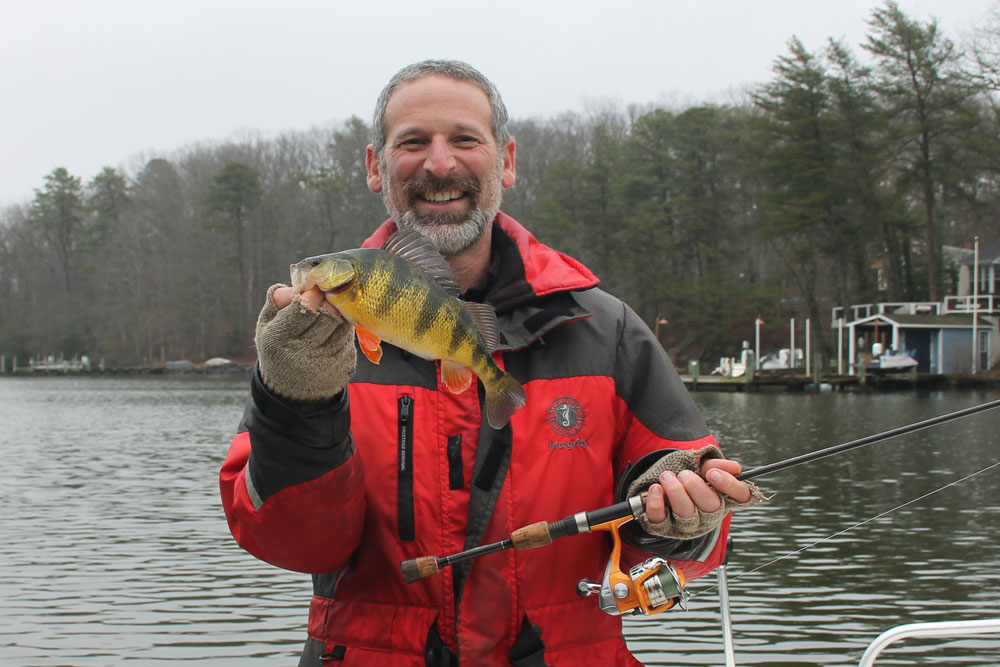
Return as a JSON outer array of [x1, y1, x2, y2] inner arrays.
[[510, 521, 554, 550], [400, 556, 440, 583]]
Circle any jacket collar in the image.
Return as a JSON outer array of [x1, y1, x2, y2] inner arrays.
[[362, 211, 599, 305], [363, 212, 599, 351]]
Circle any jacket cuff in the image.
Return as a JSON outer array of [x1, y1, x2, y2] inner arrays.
[[240, 366, 354, 505], [615, 448, 721, 562]]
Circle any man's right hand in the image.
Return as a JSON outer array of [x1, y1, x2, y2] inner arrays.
[[254, 283, 357, 403]]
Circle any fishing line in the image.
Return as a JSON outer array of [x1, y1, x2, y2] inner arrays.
[[688, 459, 1000, 601]]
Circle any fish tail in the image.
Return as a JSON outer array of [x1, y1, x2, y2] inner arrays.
[[485, 372, 526, 430]]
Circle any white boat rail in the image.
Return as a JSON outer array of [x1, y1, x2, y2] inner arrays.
[[858, 619, 1000, 667]]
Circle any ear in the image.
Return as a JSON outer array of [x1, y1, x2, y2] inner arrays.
[[500, 139, 516, 189], [365, 144, 383, 193]]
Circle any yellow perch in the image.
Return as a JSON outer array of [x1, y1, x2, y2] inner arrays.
[[290, 229, 526, 430]]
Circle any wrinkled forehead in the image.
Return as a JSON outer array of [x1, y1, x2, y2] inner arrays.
[[383, 75, 494, 141]]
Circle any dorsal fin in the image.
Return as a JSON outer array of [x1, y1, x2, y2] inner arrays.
[[382, 229, 460, 297], [464, 302, 501, 352]]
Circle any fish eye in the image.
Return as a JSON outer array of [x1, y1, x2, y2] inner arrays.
[[310, 259, 321, 267]]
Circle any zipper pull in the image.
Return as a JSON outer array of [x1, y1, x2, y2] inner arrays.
[[399, 394, 412, 422]]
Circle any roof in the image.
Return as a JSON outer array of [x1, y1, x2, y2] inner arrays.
[[959, 237, 1000, 265], [848, 312, 994, 328]]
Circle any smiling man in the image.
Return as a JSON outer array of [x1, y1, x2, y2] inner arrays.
[[221, 60, 759, 666]]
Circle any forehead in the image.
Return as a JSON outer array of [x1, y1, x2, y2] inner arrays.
[[383, 75, 494, 139]]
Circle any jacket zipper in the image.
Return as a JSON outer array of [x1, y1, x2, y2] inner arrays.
[[397, 394, 415, 542]]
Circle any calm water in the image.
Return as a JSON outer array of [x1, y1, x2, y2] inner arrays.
[[1, 376, 998, 666]]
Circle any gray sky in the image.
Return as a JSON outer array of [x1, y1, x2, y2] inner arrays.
[[1, 0, 992, 208]]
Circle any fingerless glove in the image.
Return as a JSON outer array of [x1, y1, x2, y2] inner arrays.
[[254, 284, 357, 402], [627, 445, 766, 539]]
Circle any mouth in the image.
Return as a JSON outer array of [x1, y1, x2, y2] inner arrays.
[[417, 188, 467, 204], [290, 265, 310, 293], [404, 175, 480, 209]]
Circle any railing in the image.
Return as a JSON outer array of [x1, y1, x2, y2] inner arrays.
[[944, 293, 997, 314], [858, 618, 1000, 666], [832, 294, 1000, 324]]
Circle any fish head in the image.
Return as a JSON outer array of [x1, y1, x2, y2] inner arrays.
[[290, 252, 358, 300]]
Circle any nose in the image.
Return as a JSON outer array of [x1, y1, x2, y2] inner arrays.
[[422, 136, 456, 178]]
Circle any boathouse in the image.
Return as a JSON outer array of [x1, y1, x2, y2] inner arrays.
[[834, 238, 999, 374]]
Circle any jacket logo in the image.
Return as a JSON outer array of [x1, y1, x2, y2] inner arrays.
[[548, 396, 584, 437]]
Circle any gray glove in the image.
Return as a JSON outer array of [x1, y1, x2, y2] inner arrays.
[[626, 445, 766, 540], [254, 283, 357, 402]]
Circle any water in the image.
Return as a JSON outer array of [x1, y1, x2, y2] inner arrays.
[[1, 377, 998, 666]]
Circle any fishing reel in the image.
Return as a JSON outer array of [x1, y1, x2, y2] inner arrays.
[[576, 515, 688, 616]]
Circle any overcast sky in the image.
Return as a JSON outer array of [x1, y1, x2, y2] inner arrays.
[[1, 0, 993, 208]]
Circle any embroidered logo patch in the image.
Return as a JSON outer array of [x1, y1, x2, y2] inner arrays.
[[548, 396, 585, 437]]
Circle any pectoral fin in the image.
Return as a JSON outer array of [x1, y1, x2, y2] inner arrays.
[[355, 325, 383, 364], [441, 360, 474, 394]]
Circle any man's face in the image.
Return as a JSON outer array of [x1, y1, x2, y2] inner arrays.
[[366, 75, 516, 256]]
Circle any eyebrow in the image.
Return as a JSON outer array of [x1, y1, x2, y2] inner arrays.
[[392, 122, 490, 140]]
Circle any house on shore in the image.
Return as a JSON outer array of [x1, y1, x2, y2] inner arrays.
[[832, 238, 999, 374]]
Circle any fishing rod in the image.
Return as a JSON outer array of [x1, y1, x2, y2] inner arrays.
[[400, 398, 1000, 616]]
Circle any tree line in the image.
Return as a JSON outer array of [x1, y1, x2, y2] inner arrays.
[[2, 1, 999, 369]]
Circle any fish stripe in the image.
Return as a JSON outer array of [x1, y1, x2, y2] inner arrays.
[[370, 256, 399, 319], [448, 316, 472, 356], [413, 287, 441, 340]]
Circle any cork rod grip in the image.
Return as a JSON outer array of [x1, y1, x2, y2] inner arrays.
[[510, 521, 554, 550], [400, 556, 440, 583]]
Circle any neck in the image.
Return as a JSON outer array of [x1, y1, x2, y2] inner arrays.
[[445, 226, 493, 293]]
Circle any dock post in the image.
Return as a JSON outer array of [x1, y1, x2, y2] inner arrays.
[[1, 355, 5, 374], [813, 353, 822, 389], [744, 359, 755, 389], [909, 365, 917, 387], [859, 363, 867, 386], [689, 360, 700, 391]]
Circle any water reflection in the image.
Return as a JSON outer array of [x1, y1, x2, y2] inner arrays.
[[1, 377, 998, 665]]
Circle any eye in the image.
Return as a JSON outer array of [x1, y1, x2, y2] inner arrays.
[[310, 259, 321, 268]]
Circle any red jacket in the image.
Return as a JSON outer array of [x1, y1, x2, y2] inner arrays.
[[220, 213, 730, 666]]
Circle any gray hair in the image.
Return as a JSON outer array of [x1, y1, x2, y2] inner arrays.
[[370, 59, 511, 156]]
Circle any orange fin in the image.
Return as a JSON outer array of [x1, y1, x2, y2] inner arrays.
[[441, 360, 474, 394], [355, 325, 383, 365]]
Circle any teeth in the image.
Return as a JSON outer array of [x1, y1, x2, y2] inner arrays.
[[423, 189, 462, 202]]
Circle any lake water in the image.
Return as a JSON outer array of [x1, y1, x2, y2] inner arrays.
[[1, 375, 998, 666]]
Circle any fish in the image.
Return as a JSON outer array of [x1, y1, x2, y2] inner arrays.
[[290, 229, 526, 430]]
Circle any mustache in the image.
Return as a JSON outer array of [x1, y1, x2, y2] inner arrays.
[[402, 174, 482, 203]]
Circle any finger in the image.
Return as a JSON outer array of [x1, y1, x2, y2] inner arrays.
[[272, 285, 296, 309], [702, 458, 742, 476], [677, 469, 721, 513], [706, 468, 752, 503], [297, 287, 326, 311], [662, 470, 697, 519], [645, 483, 667, 524]]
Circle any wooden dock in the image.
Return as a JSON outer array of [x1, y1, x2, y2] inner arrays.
[[678, 361, 958, 392]]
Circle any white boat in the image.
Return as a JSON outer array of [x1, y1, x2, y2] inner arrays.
[[759, 347, 803, 370], [867, 348, 918, 371]]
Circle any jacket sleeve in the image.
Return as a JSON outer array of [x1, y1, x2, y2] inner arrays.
[[611, 301, 731, 581], [219, 366, 365, 574]]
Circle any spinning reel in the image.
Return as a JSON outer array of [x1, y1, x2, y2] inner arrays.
[[576, 514, 688, 616]]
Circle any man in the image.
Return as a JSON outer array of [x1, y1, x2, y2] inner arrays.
[[220, 60, 760, 666]]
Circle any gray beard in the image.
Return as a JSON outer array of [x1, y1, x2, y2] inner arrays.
[[392, 205, 496, 256]]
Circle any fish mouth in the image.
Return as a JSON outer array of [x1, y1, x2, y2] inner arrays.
[[290, 264, 310, 293]]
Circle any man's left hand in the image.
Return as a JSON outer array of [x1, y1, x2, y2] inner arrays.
[[644, 457, 751, 524]]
